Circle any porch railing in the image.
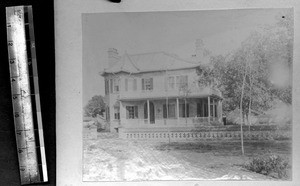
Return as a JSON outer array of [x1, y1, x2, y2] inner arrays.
[[122, 116, 220, 128]]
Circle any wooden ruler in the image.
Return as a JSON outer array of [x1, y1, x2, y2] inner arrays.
[[6, 5, 48, 185]]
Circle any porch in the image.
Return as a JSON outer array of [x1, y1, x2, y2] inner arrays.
[[116, 96, 223, 129]]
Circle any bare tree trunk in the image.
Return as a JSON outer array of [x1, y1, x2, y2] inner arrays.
[[185, 98, 187, 125], [248, 63, 253, 133], [240, 69, 247, 156]]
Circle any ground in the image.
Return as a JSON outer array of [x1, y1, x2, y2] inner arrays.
[[83, 133, 291, 181]]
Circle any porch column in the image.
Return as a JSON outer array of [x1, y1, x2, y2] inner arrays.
[[208, 96, 210, 124], [176, 97, 179, 124], [202, 99, 204, 117], [119, 101, 126, 127], [212, 98, 215, 121], [147, 99, 150, 124], [220, 99, 223, 123]]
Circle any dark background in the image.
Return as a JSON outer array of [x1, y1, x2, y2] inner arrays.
[[0, 0, 55, 185]]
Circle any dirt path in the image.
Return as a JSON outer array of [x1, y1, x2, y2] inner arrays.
[[83, 133, 272, 181]]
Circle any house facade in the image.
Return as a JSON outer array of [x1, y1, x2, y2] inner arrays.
[[101, 48, 223, 136]]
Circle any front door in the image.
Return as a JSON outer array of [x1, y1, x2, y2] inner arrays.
[[144, 101, 155, 124]]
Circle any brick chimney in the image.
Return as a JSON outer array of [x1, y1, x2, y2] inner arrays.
[[107, 48, 119, 68], [194, 39, 209, 64]]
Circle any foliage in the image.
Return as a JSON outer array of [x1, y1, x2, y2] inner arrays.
[[197, 10, 293, 123], [244, 154, 289, 179], [84, 95, 106, 117]]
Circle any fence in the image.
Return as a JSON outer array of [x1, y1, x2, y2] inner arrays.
[[119, 125, 291, 141]]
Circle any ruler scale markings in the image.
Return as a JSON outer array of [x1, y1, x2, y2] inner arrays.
[[26, 6, 48, 182], [6, 5, 48, 185]]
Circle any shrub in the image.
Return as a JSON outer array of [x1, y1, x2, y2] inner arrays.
[[244, 154, 289, 179]]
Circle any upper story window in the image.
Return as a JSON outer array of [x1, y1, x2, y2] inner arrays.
[[176, 75, 188, 90], [113, 78, 120, 92], [107, 78, 120, 94], [125, 78, 137, 91], [167, 76, 175, 90], [142, 78, 153, 91]]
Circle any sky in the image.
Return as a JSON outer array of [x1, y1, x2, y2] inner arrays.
[[82, 8, 288, 105]]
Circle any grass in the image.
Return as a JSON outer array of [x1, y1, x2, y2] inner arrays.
[[155, 140, 292, 179], [156, 140, 291, 156]]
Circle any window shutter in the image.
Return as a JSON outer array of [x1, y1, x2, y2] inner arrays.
[[134, 106, 138, 118], [142, 79, 145, 90], [150, 78, 153, 90], [125, 79, 128, 91], [187, 104, 189, 117], [144, 103, 147, 119], [164, 77, 167, 91], [133, 79, 137, 90], [110, 79, 113, 93]]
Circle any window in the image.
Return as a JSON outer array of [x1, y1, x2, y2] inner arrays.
[[114, 107, 120, 120], [133, 79, 137, 91], [113, 78, 120, 92], [179, 103, 189, 118], [105, 79, 109, 95], [163, 104, 176, 118], [168, 76, 175, 90], [125, 78, 137, 91], [126, 106, 138, 119], [142, 78, 153, 91], [176, 75, 188, 90]]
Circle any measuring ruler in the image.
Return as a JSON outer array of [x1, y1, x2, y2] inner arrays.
[[6, 5, 48, 185]]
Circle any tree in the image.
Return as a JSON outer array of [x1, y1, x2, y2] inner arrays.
[[84, 95, 106, 117]]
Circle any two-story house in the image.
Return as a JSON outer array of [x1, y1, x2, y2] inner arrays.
[[101, 48, 223, 137]]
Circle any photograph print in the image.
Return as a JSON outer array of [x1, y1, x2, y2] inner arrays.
[[82, 8, 293, 181]]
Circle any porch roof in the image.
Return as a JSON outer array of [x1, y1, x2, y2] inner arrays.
[[118, 94, 222, 102]]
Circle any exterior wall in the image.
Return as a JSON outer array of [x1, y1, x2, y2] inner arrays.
[[103, 68, 223, 132]]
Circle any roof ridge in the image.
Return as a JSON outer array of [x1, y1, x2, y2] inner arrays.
[[129, 51, 164, 57], [162, 51, 198, 65]]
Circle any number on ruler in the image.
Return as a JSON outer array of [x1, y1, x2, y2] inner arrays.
[[8, 41, 13, 46], [7, 22, 11, 27], [9, 58, 16, 64], [14, 112, 20, 118]]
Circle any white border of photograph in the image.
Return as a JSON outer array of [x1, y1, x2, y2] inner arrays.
[[55, 0, 300, 185]]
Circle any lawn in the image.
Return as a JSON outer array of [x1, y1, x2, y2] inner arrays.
[[83, 132, 291, 181]]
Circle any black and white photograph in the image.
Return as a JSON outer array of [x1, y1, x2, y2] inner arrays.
[[82, 9, 293, 181]]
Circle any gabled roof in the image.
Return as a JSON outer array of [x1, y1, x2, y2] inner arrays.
[[101, 51, 199, 76]]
